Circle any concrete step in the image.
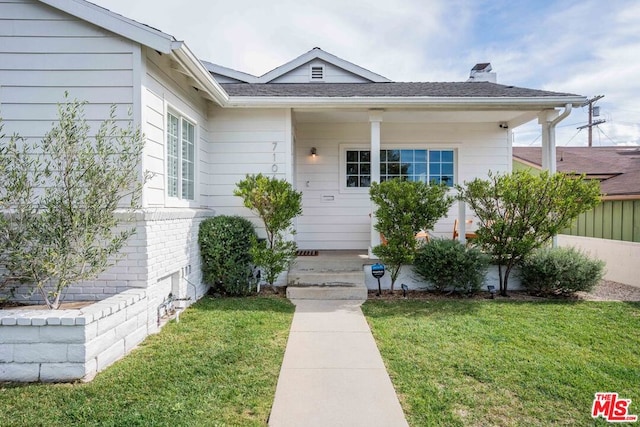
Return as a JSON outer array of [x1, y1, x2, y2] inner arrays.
[[288, 272, 364, 286], [286, 283, 368, 300]]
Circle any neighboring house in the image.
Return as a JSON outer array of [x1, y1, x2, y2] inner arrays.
[[1, 0, 586, 309], [514, 147, 640, 243]]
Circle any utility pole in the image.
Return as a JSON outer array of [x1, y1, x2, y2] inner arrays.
[[577, 95, 605, 147]]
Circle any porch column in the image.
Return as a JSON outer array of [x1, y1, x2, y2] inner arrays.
[[458, 200, 466, 244], [539, 109, 559, 173], [369, 110, 383, 255], [539, 109, 560, 247]]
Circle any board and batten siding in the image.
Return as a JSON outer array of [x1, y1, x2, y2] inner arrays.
[[206, 107, 293, 223], [142, 48, 212, 208], [0, 0, 138, 138], [295, 121, 510, 250], [564, 199, 640, 243]]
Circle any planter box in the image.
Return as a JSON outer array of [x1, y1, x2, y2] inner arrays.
[[0, 289, 149, 382], [364, 264, 522, 292]]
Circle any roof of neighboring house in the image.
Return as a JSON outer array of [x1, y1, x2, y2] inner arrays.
[[221, 82, 578, 98], [513, 146, 640, 197]]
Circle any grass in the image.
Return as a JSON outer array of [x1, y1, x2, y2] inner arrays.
[[363, 299, 640, 426], [0, 296, 294, 427]]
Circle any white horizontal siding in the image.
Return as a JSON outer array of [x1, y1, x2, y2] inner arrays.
[[142, 48, 211, 208], [295, 120, 510, 250], [207, 107, 291, 218], [0, 0, 137, 142], [270, 59, 370, 83]]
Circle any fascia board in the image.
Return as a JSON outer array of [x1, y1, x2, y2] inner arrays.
[[40, 0, 175, 53], [258, 48, 391, 83], [171, 42, 229, 106], [201, 61, 259, 83], [225, 96, 587, 109]]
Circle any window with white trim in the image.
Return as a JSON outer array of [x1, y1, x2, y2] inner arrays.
[[344, 148, 455, 188], [167, 112, 195, 200]]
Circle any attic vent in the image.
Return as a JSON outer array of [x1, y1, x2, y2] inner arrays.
[[310, 65, 324, 80]]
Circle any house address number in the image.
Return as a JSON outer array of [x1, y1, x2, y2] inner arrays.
[[272, 142, 278, 174]]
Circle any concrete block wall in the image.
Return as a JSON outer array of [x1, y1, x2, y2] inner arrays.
[[0, 289, 148, 382]]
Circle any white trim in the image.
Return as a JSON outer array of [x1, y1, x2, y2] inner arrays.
[[259, 48, 391, 83], [39, 0, 175, 53], [340, 144, 371, 194], [225, 96, 587, 109], [164, 101, 199, 208], [201, 61, 259, 83]]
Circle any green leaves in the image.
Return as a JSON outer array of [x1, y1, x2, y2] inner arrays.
[[457, 170, 601, 295], [0, 94, 146, 308], [234, 174, 302, 285], [370, 179, 454, 291]]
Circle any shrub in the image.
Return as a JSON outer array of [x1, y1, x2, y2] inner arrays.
[[414, 239, 489, 294], [520, 247, 605, 296], [370, 179, 454, 291], [198, 215, 257, 296]]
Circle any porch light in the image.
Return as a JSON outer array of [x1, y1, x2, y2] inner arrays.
[[487, 285, 496, 299], [310, 147, 317, 157]]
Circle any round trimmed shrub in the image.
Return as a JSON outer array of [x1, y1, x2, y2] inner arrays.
[[198, 215, 257, 296], [520, 246, 605, 296], [414, 239, 489, 294]]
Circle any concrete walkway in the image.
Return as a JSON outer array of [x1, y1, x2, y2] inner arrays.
[[268, 299, 409, 427]]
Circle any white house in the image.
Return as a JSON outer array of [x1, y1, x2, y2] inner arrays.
[[0, 1, 587, 309], [0, 0, 588, 381]]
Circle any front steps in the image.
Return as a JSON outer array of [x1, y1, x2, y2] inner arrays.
[[286, 251, 369, 300]]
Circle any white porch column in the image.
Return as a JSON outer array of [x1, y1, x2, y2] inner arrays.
[[458, 200, 466, 244], [538, 109, 559, 173], [369, 110, 383, 255]]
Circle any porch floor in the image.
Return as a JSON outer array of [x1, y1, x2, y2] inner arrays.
[[287, 250, 371, 300]]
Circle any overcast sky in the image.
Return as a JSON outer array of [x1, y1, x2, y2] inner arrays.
[[92, 0, 640, 146]]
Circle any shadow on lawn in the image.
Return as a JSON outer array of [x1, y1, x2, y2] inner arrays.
[[194, 295, 295, 314]]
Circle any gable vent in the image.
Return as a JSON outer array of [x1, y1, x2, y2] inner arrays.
[[310, 66, 324, 80]]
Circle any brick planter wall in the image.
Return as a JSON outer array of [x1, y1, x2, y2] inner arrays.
[[0, 289, 148, 382]]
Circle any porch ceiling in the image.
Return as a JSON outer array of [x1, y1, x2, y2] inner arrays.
[[293, 109, 539, 127]]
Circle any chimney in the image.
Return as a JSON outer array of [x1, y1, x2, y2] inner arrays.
[[467, 63, 496, 83]]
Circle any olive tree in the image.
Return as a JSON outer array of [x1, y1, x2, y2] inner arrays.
[[457, 170, 601, 296], [234, 174, 302, 285], [0, 95, 147, 309], [370, 179, 454, 292]]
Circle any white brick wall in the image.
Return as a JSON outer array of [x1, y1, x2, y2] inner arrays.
[[0, 289, 149, 382]]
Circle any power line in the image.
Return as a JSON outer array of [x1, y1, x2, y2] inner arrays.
[[577, 95, 605, 147], [596, 126, 619, 145]]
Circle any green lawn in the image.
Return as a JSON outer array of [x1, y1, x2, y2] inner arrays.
[[363, 299, 640, 427], [0, 297, 294, 427]]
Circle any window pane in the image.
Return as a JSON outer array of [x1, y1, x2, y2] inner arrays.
[[430, 163, 441, 175], [360, 151, 370, 162], [429, 150, 441, 162], [347, 176, 359, 187], [441, 150, 454, 162], [387, 150, 400, 162], [167, 113, 179, 197], [389, 163, 400, 174], [414, 150, 427, 163], [181, 119, 195, 200], [400, 150, 413, 163], [360, 163, 370, 174], [347, 151, 358, 162], [360, 176, 371, 187], [442, 163, 454, 175]]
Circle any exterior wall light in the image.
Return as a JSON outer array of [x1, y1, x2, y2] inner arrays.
[[310, 147, 317, 157]]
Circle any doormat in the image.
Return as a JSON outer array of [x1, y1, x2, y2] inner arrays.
[[296, 250, 318, 256]]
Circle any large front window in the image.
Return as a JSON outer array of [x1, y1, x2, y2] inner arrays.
[[167, 112, 195, 200], [345, 148, 455, 188]]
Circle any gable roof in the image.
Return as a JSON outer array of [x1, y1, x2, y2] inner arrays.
[[513, 146, 640, 198], [207, 47, 391, 84], [38, 0, 228, 105]]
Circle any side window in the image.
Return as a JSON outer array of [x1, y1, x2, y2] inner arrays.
[[167, 112, 196, 200]]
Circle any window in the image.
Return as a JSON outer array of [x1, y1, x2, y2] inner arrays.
[[346, 149, 371, 187], [344, 148, 455, 188], [167, 112, 195, 200]]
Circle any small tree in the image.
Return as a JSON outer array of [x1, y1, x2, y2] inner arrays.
[[457, 170, 601, 296], [234, 174, 302, 285], [0, 95, 146, 309], [370, 179, 454, 292]]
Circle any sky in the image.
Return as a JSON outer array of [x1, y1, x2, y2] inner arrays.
[[92, 0, 640, 147]]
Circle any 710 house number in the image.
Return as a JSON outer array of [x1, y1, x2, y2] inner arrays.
[[272, 142, 278, 174]]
